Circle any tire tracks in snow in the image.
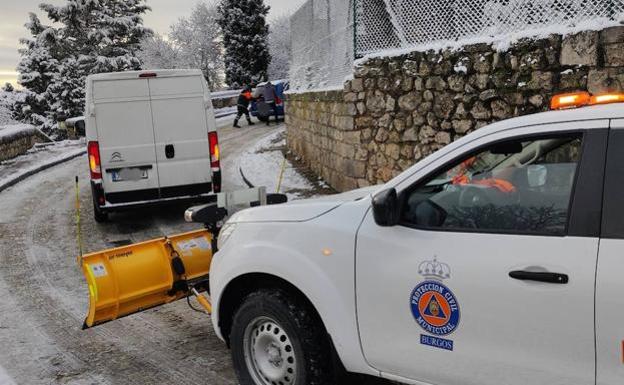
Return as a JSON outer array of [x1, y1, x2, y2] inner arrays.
[[0, 159, 238, 384]]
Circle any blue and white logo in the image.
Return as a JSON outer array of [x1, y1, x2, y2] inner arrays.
[[410, 280, 460, 336], [410, 257, 461, 350]]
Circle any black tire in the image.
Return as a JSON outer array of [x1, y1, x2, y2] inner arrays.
[[230, 289, 335, 385], [93, 198, 108, 223]]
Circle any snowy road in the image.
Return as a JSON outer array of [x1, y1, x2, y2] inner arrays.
[[0, 121, 279, 385], [0, 120, 387, 384]]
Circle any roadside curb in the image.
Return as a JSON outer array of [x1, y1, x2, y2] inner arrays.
[[0, 149, 86, 194]]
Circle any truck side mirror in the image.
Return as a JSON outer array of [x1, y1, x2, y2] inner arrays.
[[372, 188, 400, 227]]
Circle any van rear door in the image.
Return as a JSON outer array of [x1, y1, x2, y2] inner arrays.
[[94, 78, 160, 200], [148, 75, 212, 198]]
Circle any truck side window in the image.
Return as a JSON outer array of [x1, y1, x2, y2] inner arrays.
[[402, 134, 583, 235]]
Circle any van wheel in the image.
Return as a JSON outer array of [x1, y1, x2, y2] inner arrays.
[[230, 289, 334, 385], [93, 199, 108, 223]]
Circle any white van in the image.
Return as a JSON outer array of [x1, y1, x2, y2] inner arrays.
[[85, 69, 221, 222]]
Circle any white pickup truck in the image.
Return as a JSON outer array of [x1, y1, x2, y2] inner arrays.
[[210, 93, 624, 385]]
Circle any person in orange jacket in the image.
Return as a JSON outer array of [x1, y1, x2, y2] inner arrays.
[[234, 86, 256, 128]]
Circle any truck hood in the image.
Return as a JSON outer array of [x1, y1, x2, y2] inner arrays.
[[228, 185, 380, 223]]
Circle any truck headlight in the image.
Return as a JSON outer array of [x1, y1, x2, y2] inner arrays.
[[217, 223, 237, 250]]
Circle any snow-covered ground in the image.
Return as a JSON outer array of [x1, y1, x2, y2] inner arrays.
[[0, 139, 85, 191], [214, 106, 237, 118], [236, 127, 330, 200], [0, 364, 16, 385]]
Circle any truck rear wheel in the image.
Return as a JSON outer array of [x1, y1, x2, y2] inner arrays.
[[230, 289, 334, 385]]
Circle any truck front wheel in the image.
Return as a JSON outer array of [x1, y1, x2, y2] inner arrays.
[[230, 289, 334, 385]]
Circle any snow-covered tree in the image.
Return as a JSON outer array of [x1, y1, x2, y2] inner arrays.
[[2, 83, 14, 93], [217, 0, 271, 88], [40, 0, 152, 73], [170, 1, 225, 89], [37, 0, 152, 124], [12, 12, 60, 128], [138, 34, 181, 70], [268, 14, 291, 80], [46, 57, 87, 122], [14, 1, 151, 131]]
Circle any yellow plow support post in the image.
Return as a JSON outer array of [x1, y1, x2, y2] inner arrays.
[[80, 229, 213, 328]]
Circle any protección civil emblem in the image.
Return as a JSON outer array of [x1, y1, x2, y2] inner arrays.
[[410, 257, 460, 350]]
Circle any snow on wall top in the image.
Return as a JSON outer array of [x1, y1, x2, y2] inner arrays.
[[0, 124, 37, 144]]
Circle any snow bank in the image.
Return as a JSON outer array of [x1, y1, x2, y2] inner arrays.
[[0, 124, 36, 143], [237, 129, 315, 199], [214, 106, 237, 118], [0, 140, 85, 193]]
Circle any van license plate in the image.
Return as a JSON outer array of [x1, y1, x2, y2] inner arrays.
[[112, 169, 148, 182]]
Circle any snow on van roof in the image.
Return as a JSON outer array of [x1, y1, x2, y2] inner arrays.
[[87, 69, 204, 82]]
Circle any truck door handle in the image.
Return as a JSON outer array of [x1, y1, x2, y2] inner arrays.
[[509, 270, 569, 284], [165, 144, 175, 159]]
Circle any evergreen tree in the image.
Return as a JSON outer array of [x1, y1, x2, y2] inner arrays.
[[2, 83, 14, 93], [14, 1, 152, 131], [40, 0, 151, 73], [217, 0, 270, 88], [46, 57, 87, 123], [12, 13, 60, 127], [39, 0, 151, 124]]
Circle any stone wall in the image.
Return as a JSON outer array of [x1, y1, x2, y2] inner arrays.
[[285, 26, 624, 191], [286, 91, 367, 191], [0, 126, 41, 162]]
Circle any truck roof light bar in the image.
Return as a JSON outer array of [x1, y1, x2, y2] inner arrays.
[[550, 91, 624, 110], [550, 92, 591, 110], [590, 93, 624, 106]]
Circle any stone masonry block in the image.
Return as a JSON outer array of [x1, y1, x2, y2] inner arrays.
[[561, 30, 599, 66]]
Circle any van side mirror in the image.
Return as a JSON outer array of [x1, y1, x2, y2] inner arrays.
[[372, 188, 400, 227]]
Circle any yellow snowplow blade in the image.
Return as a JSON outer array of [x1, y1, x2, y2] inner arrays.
[[80, 229, 213, 328]]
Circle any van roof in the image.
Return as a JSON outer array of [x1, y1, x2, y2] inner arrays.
[[87, 69, 203, 82]]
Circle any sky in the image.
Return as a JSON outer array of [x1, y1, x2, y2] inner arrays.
[[0, 0, 305, 87]]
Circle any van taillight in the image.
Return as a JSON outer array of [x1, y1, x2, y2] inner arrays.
[[208, 132, 220, 170], [88, 141, 102, 179], [139, 72, 157, 78]]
